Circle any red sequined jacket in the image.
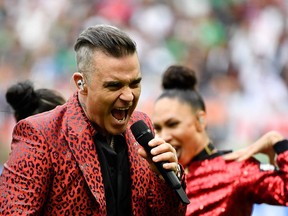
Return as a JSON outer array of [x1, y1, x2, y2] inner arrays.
[[0, 92, 186, 216], [185, 141, 288, 216]]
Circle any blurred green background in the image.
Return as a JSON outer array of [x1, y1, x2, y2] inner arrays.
[[0, 0, 288, 214]]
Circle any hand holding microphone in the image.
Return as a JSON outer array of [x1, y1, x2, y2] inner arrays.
[[131, 120, 190, 205], [137, 133, 178, 178]]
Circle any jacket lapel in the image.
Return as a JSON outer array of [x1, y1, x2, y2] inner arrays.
[[64, 93, 106, 212], [125, 117, 153, 213]]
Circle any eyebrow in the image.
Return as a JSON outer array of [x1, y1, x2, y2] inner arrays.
[[103, 80, 120, 87], [131, 77, 142, 84], [103, 77, 142, 87]]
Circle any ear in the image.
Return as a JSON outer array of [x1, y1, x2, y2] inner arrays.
[[73, 72, 87, 94], [195, 110, 206, 132]]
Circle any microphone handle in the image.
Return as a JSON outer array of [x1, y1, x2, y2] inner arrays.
[[136, 131, 182, 189], [131, 120, 190, 204]]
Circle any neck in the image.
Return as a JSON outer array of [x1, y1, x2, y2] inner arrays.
[[191, 142, 217, 162]]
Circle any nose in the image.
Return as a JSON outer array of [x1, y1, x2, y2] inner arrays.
[[119, 87, 134, 102]]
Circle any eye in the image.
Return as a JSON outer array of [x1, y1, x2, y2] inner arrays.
[[167, 121, 179, 128], [104, 81, 123, 90], [153, 124, 161, 133]]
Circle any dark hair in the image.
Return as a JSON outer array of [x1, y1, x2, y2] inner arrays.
[[6, 81, 66, 122], [74, 24, 137, 79], [158, 65, 206, 112]]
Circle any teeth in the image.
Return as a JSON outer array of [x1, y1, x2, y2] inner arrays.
[[116, 107, 129, 111], [113, 116, 125, 122]]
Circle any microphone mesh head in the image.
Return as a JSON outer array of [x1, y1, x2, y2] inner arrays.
[[131, 120, 149, 139]]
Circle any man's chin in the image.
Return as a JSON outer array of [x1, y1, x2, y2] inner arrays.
[[109, 123, 128, 135]]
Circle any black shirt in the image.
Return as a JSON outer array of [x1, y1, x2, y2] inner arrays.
[[94, 133, 132, 216]]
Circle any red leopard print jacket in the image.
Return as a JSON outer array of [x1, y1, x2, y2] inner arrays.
[[0, 92, 186, 215]]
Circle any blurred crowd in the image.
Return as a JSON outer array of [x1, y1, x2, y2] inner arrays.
[[1, 0, 288, 162], [0, 0, 288, 158], [0, 0, 288, 214]]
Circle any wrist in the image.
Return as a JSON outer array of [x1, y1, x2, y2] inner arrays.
[[267, 131, 284, 146]]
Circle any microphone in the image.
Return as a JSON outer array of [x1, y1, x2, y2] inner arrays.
[[131, 120, 190, 205]]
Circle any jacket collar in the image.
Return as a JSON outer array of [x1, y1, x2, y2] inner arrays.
[[64, 93, 149, 212], [64, 92, 106, 210], [192, 143, 232, 162]]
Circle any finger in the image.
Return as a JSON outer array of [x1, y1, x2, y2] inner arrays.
[[236, 154, 252, 161], [223, 149, 249, 161], [268, 153, 276, 165], [222, 152, 241, 161], [138, 144, 177, 174], [150, 143, 176, 157], [162, 162, 179, 172], [152, 151, 177, 163], [148, 137, 167, 148]]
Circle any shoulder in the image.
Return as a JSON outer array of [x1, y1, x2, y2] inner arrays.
[[24, 93, 78, 126], [130, 111, 153, 126], [26, 103, 67, 124], [12, 102, 68, 142]]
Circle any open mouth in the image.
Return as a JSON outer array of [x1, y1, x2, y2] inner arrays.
[[111, 107, 129, 123]]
